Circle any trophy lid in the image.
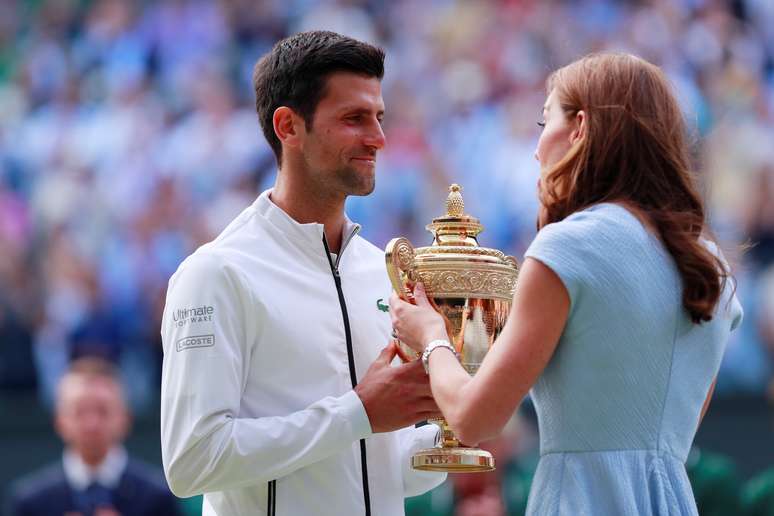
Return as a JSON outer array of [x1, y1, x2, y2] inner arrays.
[[425, 184, 483, 247], [384, 184, 518, 301], [411, 184, 519, 299]]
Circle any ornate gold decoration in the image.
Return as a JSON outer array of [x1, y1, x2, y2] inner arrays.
[[413, 246, 508, 259], [384, 183, 520, 473], [414, 269, 517, 299]]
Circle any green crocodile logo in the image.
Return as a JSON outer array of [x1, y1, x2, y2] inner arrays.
[[376, 298, 389, 312]]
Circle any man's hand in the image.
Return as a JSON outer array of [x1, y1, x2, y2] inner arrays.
[[355, 341, 442, 433]]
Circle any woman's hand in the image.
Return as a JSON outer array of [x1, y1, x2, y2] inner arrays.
[[389, 282, 448, 353]]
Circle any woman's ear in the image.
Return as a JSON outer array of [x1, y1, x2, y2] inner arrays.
[[570, 110, 586, 145]]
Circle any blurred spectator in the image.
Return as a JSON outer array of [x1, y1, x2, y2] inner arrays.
[[744, 166, 774, 270], [686, 446, 744, 516], [7, 357, 180, 516], [742, 466, 774, 516], [1, 0, 774, 511], [0, 0, 771, 409], [0, 295, 36, 391]]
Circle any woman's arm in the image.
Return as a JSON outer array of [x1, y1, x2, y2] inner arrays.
[[390, 257, 569, 445], [699, 378, 717, 425]]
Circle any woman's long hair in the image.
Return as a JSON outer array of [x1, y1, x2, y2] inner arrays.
[[539, 53, 727, 323]]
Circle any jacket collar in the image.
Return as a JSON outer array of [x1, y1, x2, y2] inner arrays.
[[253, 189, 361, 264], [62, 446, 128, 491]]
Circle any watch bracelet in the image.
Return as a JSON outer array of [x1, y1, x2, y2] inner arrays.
[[422, 339, 458, 373]]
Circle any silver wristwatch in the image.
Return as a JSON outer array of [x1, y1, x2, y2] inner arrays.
[[421, 339, 458, 374]]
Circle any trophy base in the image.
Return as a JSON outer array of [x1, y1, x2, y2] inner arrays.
[[411, 447, 495, 472]]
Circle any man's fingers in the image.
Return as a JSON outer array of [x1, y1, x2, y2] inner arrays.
[[394, 342, 413, 363], [413, 398, 440, 411], [377, 341, 398, 364], [400, 358, 425, 373], [392, 357, 424, 373]]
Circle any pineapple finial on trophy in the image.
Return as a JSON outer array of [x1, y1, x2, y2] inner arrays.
[[446, 184, 464, 218]]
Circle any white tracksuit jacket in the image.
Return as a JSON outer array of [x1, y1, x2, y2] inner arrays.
[[160, 189, 445, 516]]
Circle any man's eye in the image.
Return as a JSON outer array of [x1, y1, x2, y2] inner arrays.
[[537, 121, 546, 128]]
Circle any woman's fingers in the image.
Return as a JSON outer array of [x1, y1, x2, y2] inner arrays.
[[412, 282, 433, 308], [389, 285, 444, 351]]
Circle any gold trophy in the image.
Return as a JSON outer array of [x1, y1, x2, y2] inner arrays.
[[385, 184, 519, 472]]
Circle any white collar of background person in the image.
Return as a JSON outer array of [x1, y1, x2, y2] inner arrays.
[[63, 445, 128, 491]]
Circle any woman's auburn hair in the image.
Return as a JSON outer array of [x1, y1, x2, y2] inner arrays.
[[539, 53, 727, 324]]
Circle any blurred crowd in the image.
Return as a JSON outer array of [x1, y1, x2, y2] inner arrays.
[[0, 0, 773, 415]]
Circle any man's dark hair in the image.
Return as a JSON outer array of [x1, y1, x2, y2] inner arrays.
[[252, 30, 385, 165]]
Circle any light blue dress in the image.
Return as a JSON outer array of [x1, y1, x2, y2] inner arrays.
[[523, 203, 743, 516]]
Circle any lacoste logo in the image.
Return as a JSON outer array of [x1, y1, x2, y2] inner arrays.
[[376, 298, 389, 312], [172, 305, 214, 327], [176, 334, 215, 352]]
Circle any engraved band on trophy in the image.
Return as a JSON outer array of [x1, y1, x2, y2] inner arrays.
[[385, 184, 519, 472]]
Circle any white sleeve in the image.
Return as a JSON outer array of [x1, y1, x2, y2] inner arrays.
[[396, 424, 447, 497], [160, 251, 372, 498]]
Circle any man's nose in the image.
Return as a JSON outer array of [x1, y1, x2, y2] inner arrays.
[[364, 120, 386, 150]]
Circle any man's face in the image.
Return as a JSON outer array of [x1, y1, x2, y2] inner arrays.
[[299, 72, 386, 197], [55, 375, 129, 466]]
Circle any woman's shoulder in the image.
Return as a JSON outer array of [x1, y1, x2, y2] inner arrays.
[[533, 203, 645, 250], [524, 204, 638, 310], [525, 203, 659, 289]]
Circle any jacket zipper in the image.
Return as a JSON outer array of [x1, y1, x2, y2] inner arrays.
[[323, 228, 371, 516], [266, 479, 275, 516]]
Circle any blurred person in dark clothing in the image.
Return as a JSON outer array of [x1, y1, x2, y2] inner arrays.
[[7, 357, 179, 516], [745, 166, 774, 271], [685, 446, 743, 516], [0, 295, 36, 390], [743, 466, 774, 516], [0, 220, 38, 391]]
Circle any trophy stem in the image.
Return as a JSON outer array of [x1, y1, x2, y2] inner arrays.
[[410, 418, 495, 472], [437, 418, 460, 447]]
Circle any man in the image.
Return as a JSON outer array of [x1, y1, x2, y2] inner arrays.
[[9, 357, 180, 516], [160, 30, 446, 516]]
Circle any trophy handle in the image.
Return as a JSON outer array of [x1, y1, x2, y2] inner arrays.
[[385, 237, 416, 301]]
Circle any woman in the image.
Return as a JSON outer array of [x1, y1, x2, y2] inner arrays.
[[390, 53, 743, 515]]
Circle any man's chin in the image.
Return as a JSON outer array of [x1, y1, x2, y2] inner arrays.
[[340, 169, 375, 196], [348, 182, 376, 197]]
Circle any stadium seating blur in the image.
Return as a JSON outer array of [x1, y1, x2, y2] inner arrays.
[[1, 1, 773, 514]]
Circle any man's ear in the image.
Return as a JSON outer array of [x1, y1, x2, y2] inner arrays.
[[273, 106, 304, 150], [570, 110, 586, 145]]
